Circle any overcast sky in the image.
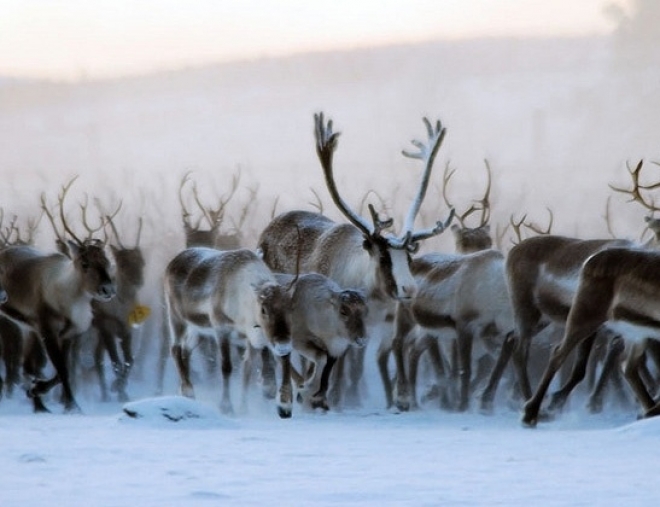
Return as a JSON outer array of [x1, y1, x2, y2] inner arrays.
[[0, 0, 624, 81]]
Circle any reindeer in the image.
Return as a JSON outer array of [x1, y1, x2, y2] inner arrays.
[[155, 172, 263, 395], [0, 209, 40, 399], [163, 247, 293, 417], [85, 212, 146, 402], [257, 113, 454, 409], [381, 161, 518, 412], [0, 180, 116, 413], [505, 161, 660, 420], [178, 169, 254, 250], [522, 247, 660, 425], [274, 272, 368, 411]]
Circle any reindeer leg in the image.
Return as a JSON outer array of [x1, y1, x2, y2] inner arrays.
[[94, 326, 113, 402], [587, 334, 625, 413], [623, 343, 656, 417], [376, 338, 394, 410], [392, 305, 415, 411], [547, 332, 598, 412], [311, 355, 337, 412], [278, 353, 293, 419], [480, 332, 516, 414], [240, 342, 259, 414], [260, 347, 277, 400], [114, 325, 134, 402], [455, 324, 474, 412], [407, 336, 426, 411], [171, 323, 195, 398], [219, 336, 233, 415], [38, 326, 80, 414], [328, 353, 345, 410], [344, 347, 365, 409]]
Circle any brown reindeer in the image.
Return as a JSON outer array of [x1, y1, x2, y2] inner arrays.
[[0, 208, 41, 399], [0, 180, 116, 413], [84, 212, 146, 402], [522, 247, 660, 425], [257, 113, 454, 409], [507, 161, 660, 421]]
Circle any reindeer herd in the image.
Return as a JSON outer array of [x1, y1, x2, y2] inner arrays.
[[0, 113, 659, 426]]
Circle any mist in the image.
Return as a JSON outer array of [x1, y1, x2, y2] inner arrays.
[[1, 1, 659, 294]]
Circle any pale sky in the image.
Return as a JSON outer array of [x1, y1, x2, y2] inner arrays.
[[0, 0, 624, 81]]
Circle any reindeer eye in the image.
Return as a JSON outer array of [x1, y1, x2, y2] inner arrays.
[[261, 307, 268, 316], [81, 260, 90, 270], [339, 306, 349, 317]]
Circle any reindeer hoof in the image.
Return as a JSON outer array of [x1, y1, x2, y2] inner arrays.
[[479, 400, 494, 415], [311, 398, 330, 412], [278, 406, 292, 419], [587, 398, 603, 414], [395, 399, 410, 412]]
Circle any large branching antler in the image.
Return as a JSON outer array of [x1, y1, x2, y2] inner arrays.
[[314, 112, 453, 252], [390, 117, 454, 251], [314, 112, 373, 237], [399, 117, 447, 236]]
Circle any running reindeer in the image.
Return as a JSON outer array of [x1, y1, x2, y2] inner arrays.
[[275, 272, 368, 411], [520, 160, 660, 425], [87, 210, 146, 402], [0, 208, 29, 398], [381, 161, 516, 412], [258, 113, 454, 409], [155, 171, 260, 395], [0, 179, 116, 413], [164, 248, 294, 417]]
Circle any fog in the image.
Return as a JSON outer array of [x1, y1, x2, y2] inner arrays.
[[1, 3, 659, 313]]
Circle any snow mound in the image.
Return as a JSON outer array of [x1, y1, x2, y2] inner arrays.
[[615, 416, 660, 438], [120, 396, 238, 428]]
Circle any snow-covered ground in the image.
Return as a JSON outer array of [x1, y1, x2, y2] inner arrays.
[[1, 34, 660, 506], [0, 382, 656, 507]]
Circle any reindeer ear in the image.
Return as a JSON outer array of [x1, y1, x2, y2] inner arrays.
[[362, 237, 373, 252], [66, 240, 80, 257], [482, 224, 491, 234]]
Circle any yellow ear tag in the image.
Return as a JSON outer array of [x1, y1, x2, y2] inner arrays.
[[128, 304, 151, 327]]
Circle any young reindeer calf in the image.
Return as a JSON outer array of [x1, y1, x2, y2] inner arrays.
[[275, 272, 368, 411], [164, 247, 293, 417]]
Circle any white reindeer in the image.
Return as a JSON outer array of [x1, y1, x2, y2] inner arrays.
[[163, 247, 293, 417], [257, 113, 454, 408]]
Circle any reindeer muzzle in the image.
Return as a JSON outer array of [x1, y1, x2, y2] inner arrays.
[[96, 283, 116, 302]]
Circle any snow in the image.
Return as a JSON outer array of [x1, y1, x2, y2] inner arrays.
[[0, 382, 658, 507]]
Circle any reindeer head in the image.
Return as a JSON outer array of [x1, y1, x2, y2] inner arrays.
[[442, 160, 494, 254], [334, 289, 368, 348], [42, 177, 117, 302], [254, 282, 292, 357], [314, 113, 455, 301]]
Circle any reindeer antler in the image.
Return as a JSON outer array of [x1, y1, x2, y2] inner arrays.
[[610, 159, 660, 213], [315, 112, 453, 252], [441, 160, 491, 228], [314, 112, 373, 237]]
